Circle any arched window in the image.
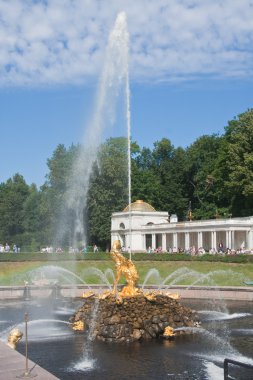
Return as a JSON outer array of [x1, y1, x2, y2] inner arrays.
[[120, 223, 125, 229]]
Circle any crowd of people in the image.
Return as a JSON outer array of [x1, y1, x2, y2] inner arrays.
[[40, 244, 100, 254], [1, 241, 252, 255], [0, 243, 20, 253], [147, 243, 253, 255]]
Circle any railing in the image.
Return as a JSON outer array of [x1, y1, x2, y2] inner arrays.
[[224, 358, 253, 380]]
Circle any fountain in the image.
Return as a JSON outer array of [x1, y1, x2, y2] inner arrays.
[[1, 11, 253, 380], [70, 240, 200, 342], [1, 262, 253, 379], [55, 11, 130, 250], [1, 238, 253, 379], [13, 264, 115, 300]]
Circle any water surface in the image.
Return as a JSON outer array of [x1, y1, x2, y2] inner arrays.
[[0, 298, 252, 380]]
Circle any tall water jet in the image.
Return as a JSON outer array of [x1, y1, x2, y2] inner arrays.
[[55, 12, 131, 248]]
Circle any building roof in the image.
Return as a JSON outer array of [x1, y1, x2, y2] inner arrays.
[[123, 200, 156, 212]]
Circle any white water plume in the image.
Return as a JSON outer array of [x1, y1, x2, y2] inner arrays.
[[72, 297, 100, 372], [72, 356, 96, 372], [187, 269, 249, 288], [168, 269, 203, 286], [198, 310, 251, 321], [0, 319, 71, 342], [159, 267, 200, 289], [104, 268, 115, 284], [204, 361, 224, 380], [141, 268, 161, 289], [56, 11, 131, 247], [19, 265, 89, 286], [81, 267, 113, 290]]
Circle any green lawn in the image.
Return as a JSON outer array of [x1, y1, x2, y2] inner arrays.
[[0, 260, 252, 286]]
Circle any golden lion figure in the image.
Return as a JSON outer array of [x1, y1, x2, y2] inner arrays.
[[111, 240, 139, 297], [7, 329, 23, 349]]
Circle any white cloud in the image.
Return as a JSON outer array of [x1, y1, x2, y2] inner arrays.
[[0, 0, 253, 86]]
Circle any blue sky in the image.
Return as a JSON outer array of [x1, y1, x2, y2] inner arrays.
[[1, 0, 253, 186]]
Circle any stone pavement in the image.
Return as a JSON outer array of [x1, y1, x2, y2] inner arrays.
[[0, 340, 59, 380]]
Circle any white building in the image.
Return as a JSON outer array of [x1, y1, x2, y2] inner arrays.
[[111, 200, 253, 252]]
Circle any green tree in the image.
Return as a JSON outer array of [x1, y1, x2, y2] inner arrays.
[[132, 145, 161, 206], [44, 143, 79, 245], [0, 174, 30, 243], [186, 134, 224, 219], [87, 137, 129, 248], [22, 184, 51, 248], [222, 109, 253, 216], [23, 184, 41, 233], [151, 138, 188, 219]]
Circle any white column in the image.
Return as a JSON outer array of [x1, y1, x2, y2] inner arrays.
[[228, 230, 232, 249], [185, 232, 190, 250], [142, 234, 146, 250], [231, 230, 235, 249], [247, 229, 253, 249], [126, 234, 130, 251], [198, 232, 203, 249], [162, 233, 167, 252], [226, 231, 229, 249], [152, 234, 156, 249], [211, 231, 217, 250], [173, 233, 178, 251]]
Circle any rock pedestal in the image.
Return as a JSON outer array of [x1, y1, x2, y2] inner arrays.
[[70, 294, 199, 342]]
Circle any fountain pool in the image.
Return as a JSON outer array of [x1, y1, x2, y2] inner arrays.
[[0, 298, 252, 380]]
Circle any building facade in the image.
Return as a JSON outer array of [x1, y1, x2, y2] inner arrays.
[[111, 200, 253, 252]]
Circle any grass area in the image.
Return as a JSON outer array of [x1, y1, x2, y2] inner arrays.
[[0, 260, 252, 286]]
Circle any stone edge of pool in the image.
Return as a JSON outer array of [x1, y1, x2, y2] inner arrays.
[[0, 284, 252, 301]]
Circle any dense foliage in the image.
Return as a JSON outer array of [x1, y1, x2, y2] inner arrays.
[[0, 109, 253, 251]]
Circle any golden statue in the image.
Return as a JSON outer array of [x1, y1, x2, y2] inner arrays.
[[163, 326, 175, 338], [82, 291, 95, 298], [72, 321, 85, 331], [164, 291, 180, 300], [111, 240, 139, 297], [7, 329, 23, 349]]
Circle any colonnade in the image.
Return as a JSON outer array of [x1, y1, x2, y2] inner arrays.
[[144, 229, 251, 252], [112, 215, 253, 252]]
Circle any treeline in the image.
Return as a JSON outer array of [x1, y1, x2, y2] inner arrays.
[[0, 109, 253, 251]]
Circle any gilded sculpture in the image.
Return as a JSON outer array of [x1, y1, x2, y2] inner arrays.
[[110, 240, 180, 300], [7, 328, 23, 349], [163, 326, 175, 338], [72, 320, 85, 331], [110, 240, 139, 297]]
